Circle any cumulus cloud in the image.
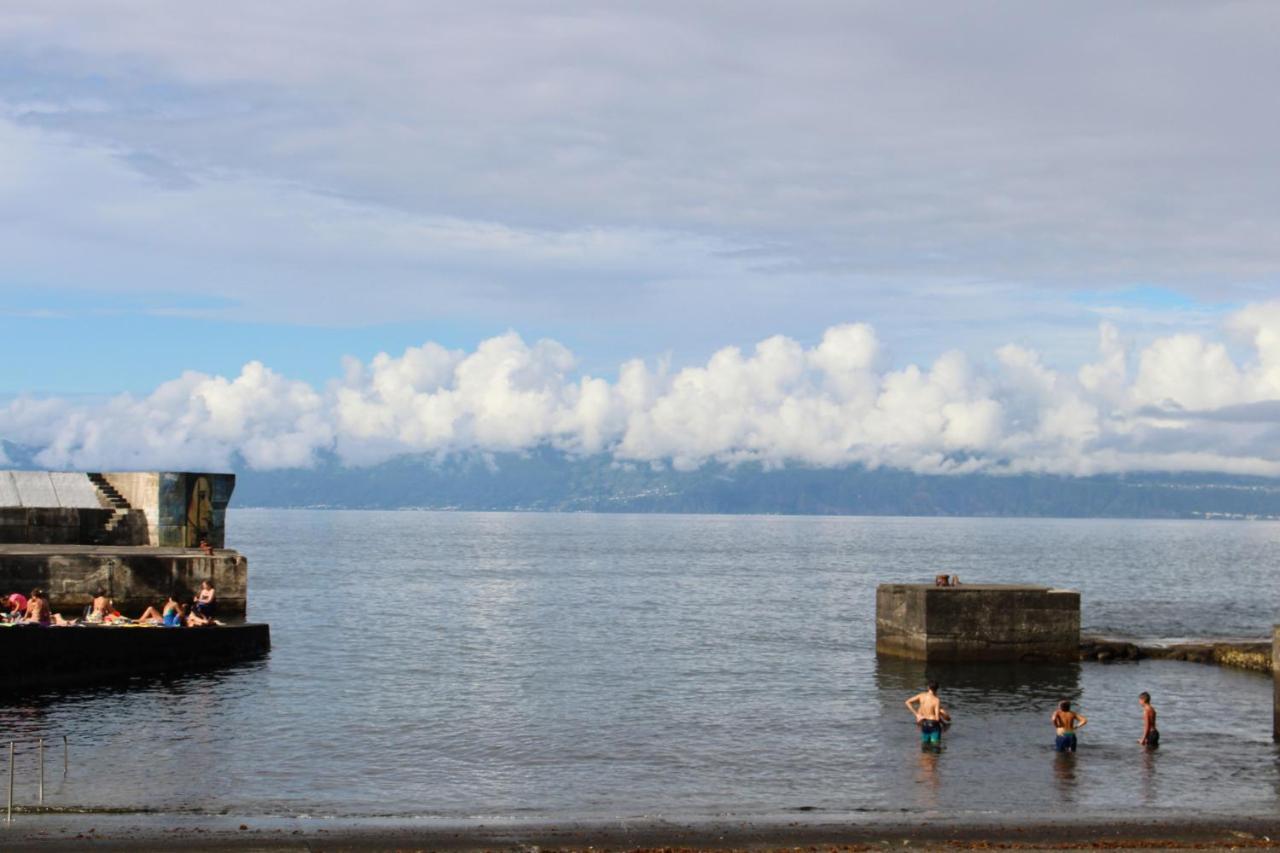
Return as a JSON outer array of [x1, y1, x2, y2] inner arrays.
[[7, 303, 1280, 477]]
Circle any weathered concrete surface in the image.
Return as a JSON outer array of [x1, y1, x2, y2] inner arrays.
[[1274, 625, 1279, 742], [0, 544, 247, 616], [0, 471, 234, 548], [1080, 635, 1273, 671], [0, 623, 269, 688], [0, 506, 148, 546], [876, 583, 1080, 662]]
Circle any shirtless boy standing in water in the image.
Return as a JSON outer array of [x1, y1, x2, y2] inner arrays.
[[1139, 691, 1159, 748], [905, 681, 950, 749]]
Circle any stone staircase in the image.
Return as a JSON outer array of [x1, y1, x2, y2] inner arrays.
[[87, 472, 133, 539]]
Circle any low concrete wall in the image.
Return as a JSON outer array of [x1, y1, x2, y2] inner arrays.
[[877, 583, 1080, 662], [0, 623, 269, 688], [0, 507, 148, 546], [0, 545, 247, 616]]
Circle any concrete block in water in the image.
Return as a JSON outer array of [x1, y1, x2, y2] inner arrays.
[[876, 583, 1080, 662]]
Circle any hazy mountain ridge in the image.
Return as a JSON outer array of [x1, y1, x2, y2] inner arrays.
[[232, 448, 1280, 519], [6, 441, 1280, 519]]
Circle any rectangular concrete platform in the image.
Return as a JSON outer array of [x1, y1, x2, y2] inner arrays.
[[0, 622, 270, 688], [876, 583, 1080, 662], [0, 544, 247, 616]]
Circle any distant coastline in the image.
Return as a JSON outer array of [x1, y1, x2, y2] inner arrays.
[[229, 448, 1280, 520], [7, 442, 1280, 520]]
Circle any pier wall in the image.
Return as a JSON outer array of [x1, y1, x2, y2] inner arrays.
[[877, 583, 1080, 662], [0, 507, 148, 546], [0, 546, 247, 616], [101, 472, 235, 548], [0, 623, 270, 687]]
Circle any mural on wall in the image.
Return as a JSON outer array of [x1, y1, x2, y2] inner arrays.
[[185, 474, 213, 547]]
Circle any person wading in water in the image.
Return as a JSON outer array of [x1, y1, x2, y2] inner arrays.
[[1051, 699, 1087, 752], [905, 681, 950, 751], [1139, 692, 1159, 748]]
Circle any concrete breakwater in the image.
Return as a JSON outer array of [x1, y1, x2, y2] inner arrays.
[[0, 622, 270, 687], [876, 583, 1080, 662], [1081, 634, 1273, 672]]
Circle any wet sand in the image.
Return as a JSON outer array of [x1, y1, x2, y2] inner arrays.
[[2, 813, 1279, 851]]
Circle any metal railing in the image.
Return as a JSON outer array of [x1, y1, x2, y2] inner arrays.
[[4, 736, 67, 825]]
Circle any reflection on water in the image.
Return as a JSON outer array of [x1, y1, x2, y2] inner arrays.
[[874, 656, 1082, 702], [0, 510, 1276, 820], [1139, 747, 1159, 807], [914, 748, 941, 811], [1053, 752, 1078, 804]]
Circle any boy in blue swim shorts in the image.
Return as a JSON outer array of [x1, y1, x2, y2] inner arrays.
[[905, 681, 950, 750]]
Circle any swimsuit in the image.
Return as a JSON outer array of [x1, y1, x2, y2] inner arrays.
[[1143, 728, 1160, 748], [163, 611, 182, 627], [920, 719, 943, 745], [1054, 732, 1077, 752]]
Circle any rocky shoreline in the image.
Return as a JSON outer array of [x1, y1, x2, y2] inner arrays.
[[1080, 634, 1273, 672]]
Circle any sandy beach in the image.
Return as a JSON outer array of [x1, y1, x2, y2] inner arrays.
[[2, 813, 1280, 852]]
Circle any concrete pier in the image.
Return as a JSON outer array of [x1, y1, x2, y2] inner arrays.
[[0, 623, 269, 687], [0, 544, 247, 616], [876, 583, 1080, 662]]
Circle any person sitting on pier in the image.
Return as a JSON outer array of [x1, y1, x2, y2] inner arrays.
[[24, 589, 77, 626], [85, 589, 112, 624], [4, 592, 26, 622], [193, 580, 217, 619], [1051, 700, 1087, 752], [139, 596, 185, 627]]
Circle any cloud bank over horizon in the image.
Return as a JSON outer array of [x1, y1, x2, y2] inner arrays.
[[5, 303, 1280, 478]]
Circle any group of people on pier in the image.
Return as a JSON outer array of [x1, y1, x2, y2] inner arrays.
[[2, 580, 219, 628], [906, 681, 1160, 752]]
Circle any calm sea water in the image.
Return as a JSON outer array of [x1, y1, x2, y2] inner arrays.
[[2, 511, 1279, 821]]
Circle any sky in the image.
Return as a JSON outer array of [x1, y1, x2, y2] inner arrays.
[[1, 2, 1279, 475]]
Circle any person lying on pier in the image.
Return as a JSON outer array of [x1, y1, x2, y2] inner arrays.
[[185, 607, 214, 627], [193, 580, 217, 618]]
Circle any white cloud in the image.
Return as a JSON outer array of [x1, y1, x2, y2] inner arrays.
[[1, 2, 1278, 350], [7, 303, 1280, 477]]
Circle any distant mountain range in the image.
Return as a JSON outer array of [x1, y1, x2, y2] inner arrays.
[[6, 441, 1280, 519], [235, 448, 1280, 519]]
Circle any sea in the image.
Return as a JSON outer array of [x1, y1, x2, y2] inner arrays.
[[2, 510, 1279, 823]]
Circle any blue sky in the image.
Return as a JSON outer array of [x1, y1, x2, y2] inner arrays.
[[1, 3, 1278, 475]]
